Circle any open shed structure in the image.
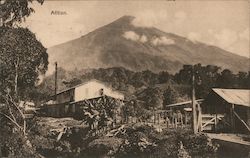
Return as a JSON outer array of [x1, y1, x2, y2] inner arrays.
[[201, 88, 250, 133]]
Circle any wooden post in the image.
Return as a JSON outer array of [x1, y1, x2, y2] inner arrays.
[[184, 111, 188, 125], [192, 65, 198, 134], [54, 62, 58, 102], [214, 114, 217, 132], [230, 104, 235, 132], [180, 113, 183, 128], [214, 102, 217, 132], [197, 103, 202, 132]]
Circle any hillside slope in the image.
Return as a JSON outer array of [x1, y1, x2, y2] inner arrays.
[[48, 16, 249, 74]]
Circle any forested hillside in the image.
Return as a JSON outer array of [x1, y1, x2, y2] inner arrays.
[[38, 64, 250, 108]]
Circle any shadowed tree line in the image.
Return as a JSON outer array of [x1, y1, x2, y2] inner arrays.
[[174, 64, 250, 98], [40, 64, 250, 102]]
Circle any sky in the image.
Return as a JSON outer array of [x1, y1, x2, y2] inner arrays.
[[24, 0, 250, 58]]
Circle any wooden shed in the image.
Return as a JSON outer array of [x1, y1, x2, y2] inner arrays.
[[202, 88, 250, 133]]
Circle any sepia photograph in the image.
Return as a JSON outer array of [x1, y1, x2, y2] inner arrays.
[[0, 0, 249, 157]]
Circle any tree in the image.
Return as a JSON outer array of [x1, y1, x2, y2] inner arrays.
[[63, 77, 82, 88], [163, 86, 179, 106], [139, 87, 163, 110], [194, 64, 220, 98], [174, 65, 193, 85], [0, 0, 44, 27], [0, 27, 48, 99], [237, 71, 249, 88], [0, 27, 48, 157], [174, 64, 221, 98], [0, 2, 46, 157], [246, 72, 250, 88], [158, 71, 170, 84], [216, 69, 236, 88]]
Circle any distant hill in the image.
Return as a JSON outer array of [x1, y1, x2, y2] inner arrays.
[[48, 15, 249, 74]]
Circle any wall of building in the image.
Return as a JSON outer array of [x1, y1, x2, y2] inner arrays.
[[202, 93, 230, 115], [74, 80, 124, 102], [56, 89, 74, 104]]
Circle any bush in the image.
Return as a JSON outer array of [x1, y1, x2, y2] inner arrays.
[[87, 137, 123, 157], [0, 129, 40, 158], [115, 124, 157, 158], [177, 131, 218, 158]]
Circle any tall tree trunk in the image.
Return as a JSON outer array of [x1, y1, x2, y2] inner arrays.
[[14, 57, 19, 98]]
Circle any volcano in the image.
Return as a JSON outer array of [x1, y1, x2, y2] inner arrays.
[[48, 15, 249, 74]]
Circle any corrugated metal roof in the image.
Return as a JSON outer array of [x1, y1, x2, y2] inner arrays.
[[212, 88, 250, 107]]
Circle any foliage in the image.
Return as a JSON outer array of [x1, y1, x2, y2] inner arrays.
[[237, 71, 250, 88], [0, 2, 47, 156], [177, 130, 218, 158], [39, 64, 250, 106], [163, 86, 179, 105], [0, 0, 44, 27], [115, 124, 157, 158], [40, 67, 173, 96], [79, 96, 119, 131], [175, 63, 250, 99], [0, 94, 28, 136], [87, 137, 123, 157], [158, 71, 171, 84], [216, 69, 236, 88], [177, 142, 191, 158], [123, 100, 153, 122], [137, 87, 164, 110], [114, 125, 218, 158], [0, 115, 41, 158], [0, 27, 48, 100], [16, 120, 219, 158]]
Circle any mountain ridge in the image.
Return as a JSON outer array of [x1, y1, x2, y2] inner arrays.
[[48, 15, 249, 74]]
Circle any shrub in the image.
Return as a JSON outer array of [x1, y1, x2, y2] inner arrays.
[[87, 137, 123, 157], [177, 131, 218, 158]]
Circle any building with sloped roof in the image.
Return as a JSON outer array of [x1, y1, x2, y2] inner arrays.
[[202, 88, 250, 133], [42, 79, 124, 118], [53, 79, 124, 104]]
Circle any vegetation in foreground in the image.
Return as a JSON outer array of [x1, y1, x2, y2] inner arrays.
[[28, 120, 218, 158]]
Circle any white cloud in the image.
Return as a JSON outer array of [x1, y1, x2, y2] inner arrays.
[[204, 28, 249, 57], [239, 28, 249, 41], [132, 9, 168, 27], [151, 36, 175, 46], [214, 29, 238, 49], [123, 31, 140, 41], [188, 32, 201, 43], [123, 31, 148, 43], [140, 34, 148, 43], [123, 32, 174, 46]]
